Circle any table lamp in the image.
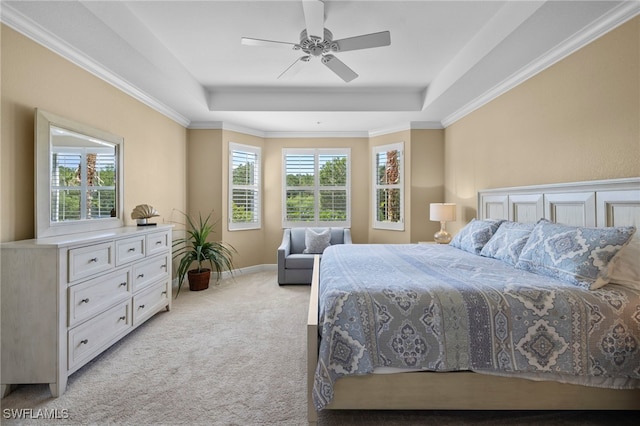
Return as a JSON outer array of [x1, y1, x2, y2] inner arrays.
[[430, 203, 456, 244]]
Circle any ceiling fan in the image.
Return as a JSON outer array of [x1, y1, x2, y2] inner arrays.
[[241, 0, 391, 82]]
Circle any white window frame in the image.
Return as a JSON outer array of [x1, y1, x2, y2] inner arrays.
[[282, 148, 351, 228], [372, 142, 404, 231], [229, 142, 261, 231]]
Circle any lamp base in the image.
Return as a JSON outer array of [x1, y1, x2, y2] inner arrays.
[[433, 228, 452, 244]]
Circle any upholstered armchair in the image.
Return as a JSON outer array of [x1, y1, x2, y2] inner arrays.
[[277, 227, 352, 285]]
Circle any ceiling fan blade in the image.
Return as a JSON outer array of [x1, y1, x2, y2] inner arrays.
[[302, 0, 324, 41], [278, 56, 310, 80], [322, 54, 358, 83], [332, 31, 391, 52], [241, 37, 297, 49]]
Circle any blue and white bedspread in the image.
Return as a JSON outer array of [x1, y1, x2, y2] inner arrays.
[[313, 244, 640, 409]]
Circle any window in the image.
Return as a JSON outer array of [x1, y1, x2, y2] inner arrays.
[[373, 142, 404, 230], [283, 148, 350, 228], [229, 143, 261, 230], [50, 147, 116, 222]]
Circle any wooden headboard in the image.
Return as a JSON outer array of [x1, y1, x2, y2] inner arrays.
[[478, 177, 640, 228]]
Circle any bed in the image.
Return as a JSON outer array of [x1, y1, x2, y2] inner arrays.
[[307, 178, 640, 423]]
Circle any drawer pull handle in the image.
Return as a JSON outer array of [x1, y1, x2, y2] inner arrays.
[[128, 248, 135, 252], [119, 282, 127, 287], [137, 273, 144, 278], [161, 264, 167, 269], [80, 339, 89, 345], [89, 257, 98, 263], [80, 298, 90, 304], [155, 241, 162, 245], [119, 316, 126, 321], [162, 291, 167, 295], [138, 304, 145, 309]]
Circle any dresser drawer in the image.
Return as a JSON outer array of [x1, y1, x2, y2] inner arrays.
[[68, 269, 131, 327], [68, 300, 131, 371], [132, 254, 169, 292], [146, 231, 169, 256], [115, 236, 145, 265], [68, 242, 115, 283], [133, 280, 170, 326]]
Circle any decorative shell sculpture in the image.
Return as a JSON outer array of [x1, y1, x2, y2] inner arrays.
[[131, 204, 160, 224]]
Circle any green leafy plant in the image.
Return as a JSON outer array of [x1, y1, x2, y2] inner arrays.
[[172, 211, 236, 297]]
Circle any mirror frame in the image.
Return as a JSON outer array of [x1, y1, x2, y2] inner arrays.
[[35, 108, 124, 238]]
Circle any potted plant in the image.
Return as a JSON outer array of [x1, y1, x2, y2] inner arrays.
[[172, 211, 236, 297]]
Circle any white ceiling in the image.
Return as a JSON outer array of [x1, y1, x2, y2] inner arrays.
[[2, 1, 639, 136]]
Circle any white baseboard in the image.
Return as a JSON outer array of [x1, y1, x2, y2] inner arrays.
[[221, 263, 277, 278], [171, 264, 277, 288]]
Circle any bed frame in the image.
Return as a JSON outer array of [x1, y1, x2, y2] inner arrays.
[[307, 177, 640, 424]]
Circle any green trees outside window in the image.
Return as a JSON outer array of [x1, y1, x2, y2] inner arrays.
[[284, 150, 350, 227], [51, 151, 116, 222]]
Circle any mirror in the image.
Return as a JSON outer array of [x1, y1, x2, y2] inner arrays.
[[35, 109, 124, 238]]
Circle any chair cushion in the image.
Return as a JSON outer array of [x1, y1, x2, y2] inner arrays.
[[285, 254, 318, 269], [290, 228, 308, 254], [329, 228, 345, 245]]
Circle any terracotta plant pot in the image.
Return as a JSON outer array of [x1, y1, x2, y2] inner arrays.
[[188, 268, 211, 291]]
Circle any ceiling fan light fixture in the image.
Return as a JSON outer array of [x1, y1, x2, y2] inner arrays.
[[241, 0, 390, 82], [298, 29, 333, 57]]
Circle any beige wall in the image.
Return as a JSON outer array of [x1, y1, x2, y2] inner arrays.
[[1, 25, 187, 243], [221, 130, 265, 269], [411, 129, 445, 243], [444, 16, 640, 233]]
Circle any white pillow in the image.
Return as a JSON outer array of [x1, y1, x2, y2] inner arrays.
[[303, 228, 332, 254], [602, 231, 640, 291]]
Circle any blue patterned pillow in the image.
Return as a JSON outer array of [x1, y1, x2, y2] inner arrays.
[[480, 221, 535, 266], [450, 219, 505, 255], [515, 221, 636, 289]]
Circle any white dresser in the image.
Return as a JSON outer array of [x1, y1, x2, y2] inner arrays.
[[1, 225, 172, 398]]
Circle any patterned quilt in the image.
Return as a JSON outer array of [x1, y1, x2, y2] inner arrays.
[[313, 244, 640, 410]]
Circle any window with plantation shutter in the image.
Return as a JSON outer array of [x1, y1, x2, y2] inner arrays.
[[373, 142, 404, 230], [283, 148, 350, 228], [229, 143, 261, 230], [50, 147, 116, 222]]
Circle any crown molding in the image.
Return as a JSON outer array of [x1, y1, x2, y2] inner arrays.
[[188, 121, 267, 138], [367, 121, 444, 138], [441, 1, 640, 128], [410, 121, 444, 130], [189, 121, 371, 139], [187, 121, 224, 130], [0, 3, 190, 128], [264, 131, 370, 139], [368, 123, 411, 138], [222, 123, 268, 138]]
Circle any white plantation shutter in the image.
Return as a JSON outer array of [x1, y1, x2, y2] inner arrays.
[[373, 142, 404, 230], [50, 148, 116, 222], [283, 148, 350, 227], [285, 153, 316, 223], [229, 143, 261, 230]]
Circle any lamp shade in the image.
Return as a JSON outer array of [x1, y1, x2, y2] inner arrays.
[[430, 203, 456, 222]]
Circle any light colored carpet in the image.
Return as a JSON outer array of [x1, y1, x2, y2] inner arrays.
[[0, 270, 636, 425]]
